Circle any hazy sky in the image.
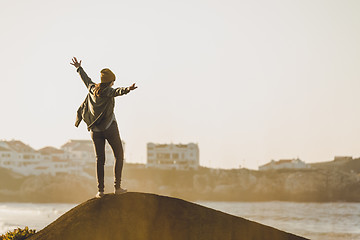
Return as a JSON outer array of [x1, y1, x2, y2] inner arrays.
[[1, 0, 360, 169]]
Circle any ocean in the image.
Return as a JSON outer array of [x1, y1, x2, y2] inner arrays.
[[198, 201, 360, 240], [1, 201, 359, 240]]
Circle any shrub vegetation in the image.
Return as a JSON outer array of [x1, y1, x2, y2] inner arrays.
[[0, 227, 36, 240]]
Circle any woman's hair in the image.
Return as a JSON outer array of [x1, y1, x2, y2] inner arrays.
[[94, 82, 112, 97]]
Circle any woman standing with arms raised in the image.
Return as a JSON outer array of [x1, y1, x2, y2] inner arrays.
[[71, 57, 137, 198]]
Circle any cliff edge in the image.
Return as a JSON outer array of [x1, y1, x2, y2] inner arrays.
[[28, 192, 308, 240]]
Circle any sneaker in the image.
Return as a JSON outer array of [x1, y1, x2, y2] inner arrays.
[[96, 191, 105, 198], [115, 187, 127, 195]]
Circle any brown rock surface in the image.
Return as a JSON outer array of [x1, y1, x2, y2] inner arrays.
[[28, 192, 308, 240]]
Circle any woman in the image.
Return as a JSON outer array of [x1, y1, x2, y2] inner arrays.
[[70, 57, 137, 198]]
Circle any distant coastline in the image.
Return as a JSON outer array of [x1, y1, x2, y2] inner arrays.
[[2, 157, 360, 203]]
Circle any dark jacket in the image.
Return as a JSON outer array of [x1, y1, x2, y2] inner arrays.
[[75, 67, 130, 131]]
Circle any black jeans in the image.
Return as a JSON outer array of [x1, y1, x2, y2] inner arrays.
[[90, 121, 124, 192]]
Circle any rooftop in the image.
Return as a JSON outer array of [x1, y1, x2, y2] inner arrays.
[[0, 145, 12, 152], [4, 140, 36, 153], [61, 140, 93, 150], [38, 146, 65, 155]]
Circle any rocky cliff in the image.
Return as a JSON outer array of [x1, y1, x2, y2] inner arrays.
[[2, 159, 360, 203], [27, 192, 308, 240]]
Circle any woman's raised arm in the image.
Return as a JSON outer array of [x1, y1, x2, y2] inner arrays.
[[71, 57, 94, 90], [70, 57, 82, 68]]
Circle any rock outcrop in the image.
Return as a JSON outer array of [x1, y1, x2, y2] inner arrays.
[[2, 163, 360, 202], [28, 192, 308, 240]]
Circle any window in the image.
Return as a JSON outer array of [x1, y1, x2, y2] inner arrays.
[[23, 155, 34, 159], [157, 153, 170, 159]]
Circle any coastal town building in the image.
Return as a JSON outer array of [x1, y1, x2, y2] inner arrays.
[[0, 140, 51, 176], [0, 139, 125, 176], [37, 146, 83, 176], [60, 139, 125, 166], [146, 142, 199, 170], [259, 158, 309, 171]]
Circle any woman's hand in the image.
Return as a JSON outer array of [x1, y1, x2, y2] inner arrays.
[[129, 83, 138, 91], [70, 57, 82, 68]]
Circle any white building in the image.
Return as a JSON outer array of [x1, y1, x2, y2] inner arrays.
[[0, 139, 126, 176], [61, 140, 95, 166], [147, 143, 199, 170], [0, 140, 44, 176], [37, 146, 83, 176], [61, 139, 125, 167], [259, 158, 309, 171]]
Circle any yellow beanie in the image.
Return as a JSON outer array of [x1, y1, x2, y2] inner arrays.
[[100, 68, 116, 83]]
